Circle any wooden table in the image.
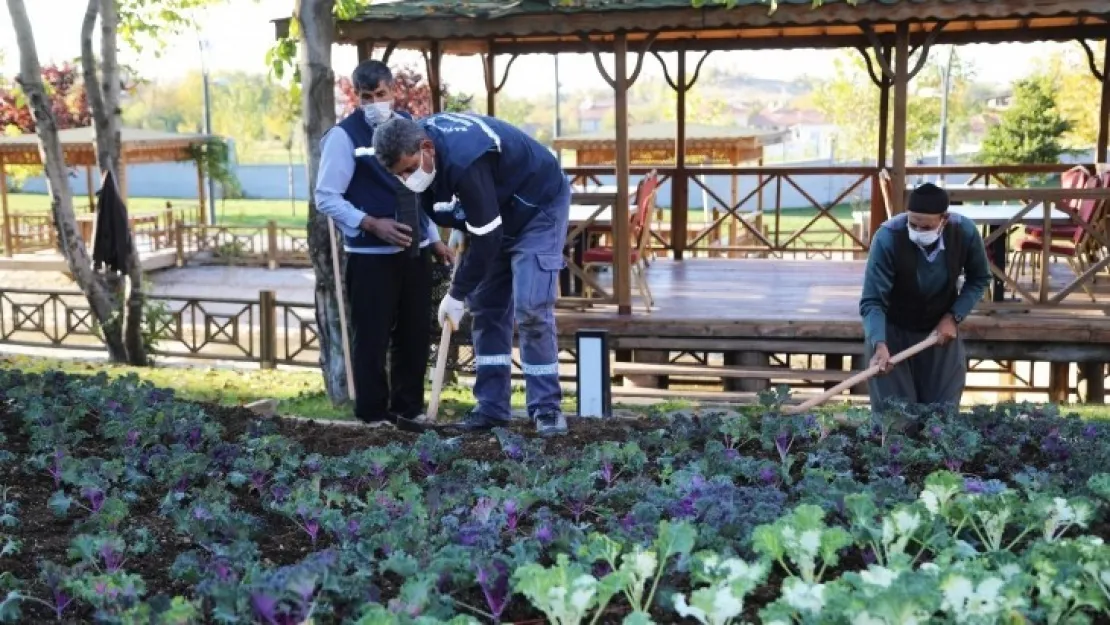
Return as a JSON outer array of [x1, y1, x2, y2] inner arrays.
[[563, 190, 618, 299], [949, 204, 1073, 302]]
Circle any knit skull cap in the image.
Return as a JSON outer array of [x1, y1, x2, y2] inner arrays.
[[906, 183, 950, 215]]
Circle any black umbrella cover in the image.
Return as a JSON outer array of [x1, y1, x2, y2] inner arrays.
[[91, 169, 135, 275]]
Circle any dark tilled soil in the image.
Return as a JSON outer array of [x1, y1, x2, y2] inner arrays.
[[0, 401, 676, 623]]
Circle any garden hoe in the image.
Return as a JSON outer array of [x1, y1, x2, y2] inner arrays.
[[781, 332, 939, 415], [428, 238, 467, 424]]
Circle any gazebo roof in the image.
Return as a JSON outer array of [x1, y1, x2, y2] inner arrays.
[[277, 0, 1110, 55], [0, 127, 213, 166], [553, 122, 787, 166]]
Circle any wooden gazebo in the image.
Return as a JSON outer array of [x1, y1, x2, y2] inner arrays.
[[554, 122, 790, 252], [553, 122, 788, 166], [0, 126, 213, 256], [276, 0, 1110, 314]]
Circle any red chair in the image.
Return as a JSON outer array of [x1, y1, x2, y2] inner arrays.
[[1025, 165, 1092, 239], [1010, 175, 1107, 300], [582, 170, 659, 312]]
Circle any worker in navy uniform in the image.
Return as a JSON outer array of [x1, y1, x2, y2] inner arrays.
[[859, 183, 991, 410], [372, 112, 570, 437], [314, 60, 453, 432]]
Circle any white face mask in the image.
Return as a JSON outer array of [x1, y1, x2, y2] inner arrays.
[[362, 100, 392, 125], [908, 226, 941, 247], [404, 150, 435, 193]]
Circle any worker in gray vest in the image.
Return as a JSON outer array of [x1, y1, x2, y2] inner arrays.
[[315, 61, 453, 432], [859, 183, 991, 410]]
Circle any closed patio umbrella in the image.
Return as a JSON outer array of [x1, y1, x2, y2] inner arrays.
[[91, 169, 134, 275]]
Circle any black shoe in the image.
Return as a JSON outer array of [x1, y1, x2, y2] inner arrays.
[[534, 411, 568, 437], [445, 408, 511, 433], [356, 414, 427, 434]]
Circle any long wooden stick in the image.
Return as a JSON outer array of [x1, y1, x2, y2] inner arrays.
[[428, 237, 466, 423], [782, 332, 939, 414], [327, 216, 356, 400]]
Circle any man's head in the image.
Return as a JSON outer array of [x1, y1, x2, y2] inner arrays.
[[351, 60, 394, 125], [373, 117, 436, 192], [905, 183, 949, 246]]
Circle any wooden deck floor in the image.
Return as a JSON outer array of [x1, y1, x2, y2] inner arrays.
[[555, 259, 1110, 359]]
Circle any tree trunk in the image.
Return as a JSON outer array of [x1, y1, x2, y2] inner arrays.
[[79, 0, 148, 366], [80, 0, 109, 173], [297, 0, 348, 405], [6, 0, 127, 361], [98, 0, 121, 178]]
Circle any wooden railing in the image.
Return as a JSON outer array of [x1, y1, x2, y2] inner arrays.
[[0, 287, 321, 368], [1, 202, 199, 257], [564, 163, 1082, 260]]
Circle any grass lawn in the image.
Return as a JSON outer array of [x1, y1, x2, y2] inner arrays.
[[5, 192, 860, 238], [2, 353, 1108, 422]]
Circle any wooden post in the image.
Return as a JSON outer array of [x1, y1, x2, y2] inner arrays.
[[1048, 362, 1070, 403], [196, 157, 207, 226], [427, 42, 443, 113], [613, 33, 633, 315], [1080, 362, 1105, 404], [0, 159, 11, 257], [622, 350, 669, 389], [871, 45, 892, 232], [174, 219, 185, 267], [484, 49, 497, 116], [672, 48, 688, 261], [728, 147, 739, 258], [850, 354, 869, 396], [266, 220, 279, 270], [356, 40, 374, 63], [118, 156, 129, 204], [724, 351, 769, 392], [259, 289, 278, 370], [1098, 40, 1110, 164], [891, 25, 909, 215], [85, 165, 95, 212]]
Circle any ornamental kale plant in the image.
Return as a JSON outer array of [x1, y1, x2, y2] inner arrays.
[[3, 368, 1110, 623]]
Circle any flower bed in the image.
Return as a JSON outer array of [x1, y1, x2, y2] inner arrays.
[[1, 369, 1109, 624]]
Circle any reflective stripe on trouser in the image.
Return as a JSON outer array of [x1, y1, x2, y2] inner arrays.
[[467, 182, 569, 420]]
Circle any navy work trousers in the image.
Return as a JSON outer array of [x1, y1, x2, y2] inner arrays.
[[466, 184, 571, 420]]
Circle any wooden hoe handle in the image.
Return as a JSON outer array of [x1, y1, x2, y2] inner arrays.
[[781, 332, 940, 415]]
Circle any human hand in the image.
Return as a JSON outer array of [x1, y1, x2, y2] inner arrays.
[[431, 241, 454, 265], [361, 216, 412, 247], [870, 342, 893, 375], [438, 294, 465, 330], [935, 314, 958, 346]]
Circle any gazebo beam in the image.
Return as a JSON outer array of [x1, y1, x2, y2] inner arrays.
[[613, 33, 632, 315], [890, 24, 910, 215], [482, 48, 518, 116], [1097, 39, 1109, 164]]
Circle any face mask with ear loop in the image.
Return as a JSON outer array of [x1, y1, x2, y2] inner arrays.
[[362, 100, 393, 125], [403, 150, 436, 193], [908, 223, 943, 247]]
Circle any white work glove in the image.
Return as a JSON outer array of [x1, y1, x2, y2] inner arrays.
[[448, 228, 466, 252], [438, 294, 465, 330]]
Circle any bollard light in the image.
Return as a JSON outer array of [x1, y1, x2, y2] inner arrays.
[[575, 329, 611, 418]]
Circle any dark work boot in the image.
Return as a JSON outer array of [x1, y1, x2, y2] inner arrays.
[[444, 408, 511, 433]]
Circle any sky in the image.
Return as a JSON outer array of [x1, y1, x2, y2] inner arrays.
[[0, 0, 1067, 101]]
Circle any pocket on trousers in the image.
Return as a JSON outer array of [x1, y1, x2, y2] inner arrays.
[[523, 253, 564, 313]]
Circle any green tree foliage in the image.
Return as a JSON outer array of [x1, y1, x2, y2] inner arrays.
[[1031, 42, 1104, 151], [979, 75, 1071, 184], [812, 48, 978, 163], [117, 0, 229, 55], [122, 71, 300, 164]]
